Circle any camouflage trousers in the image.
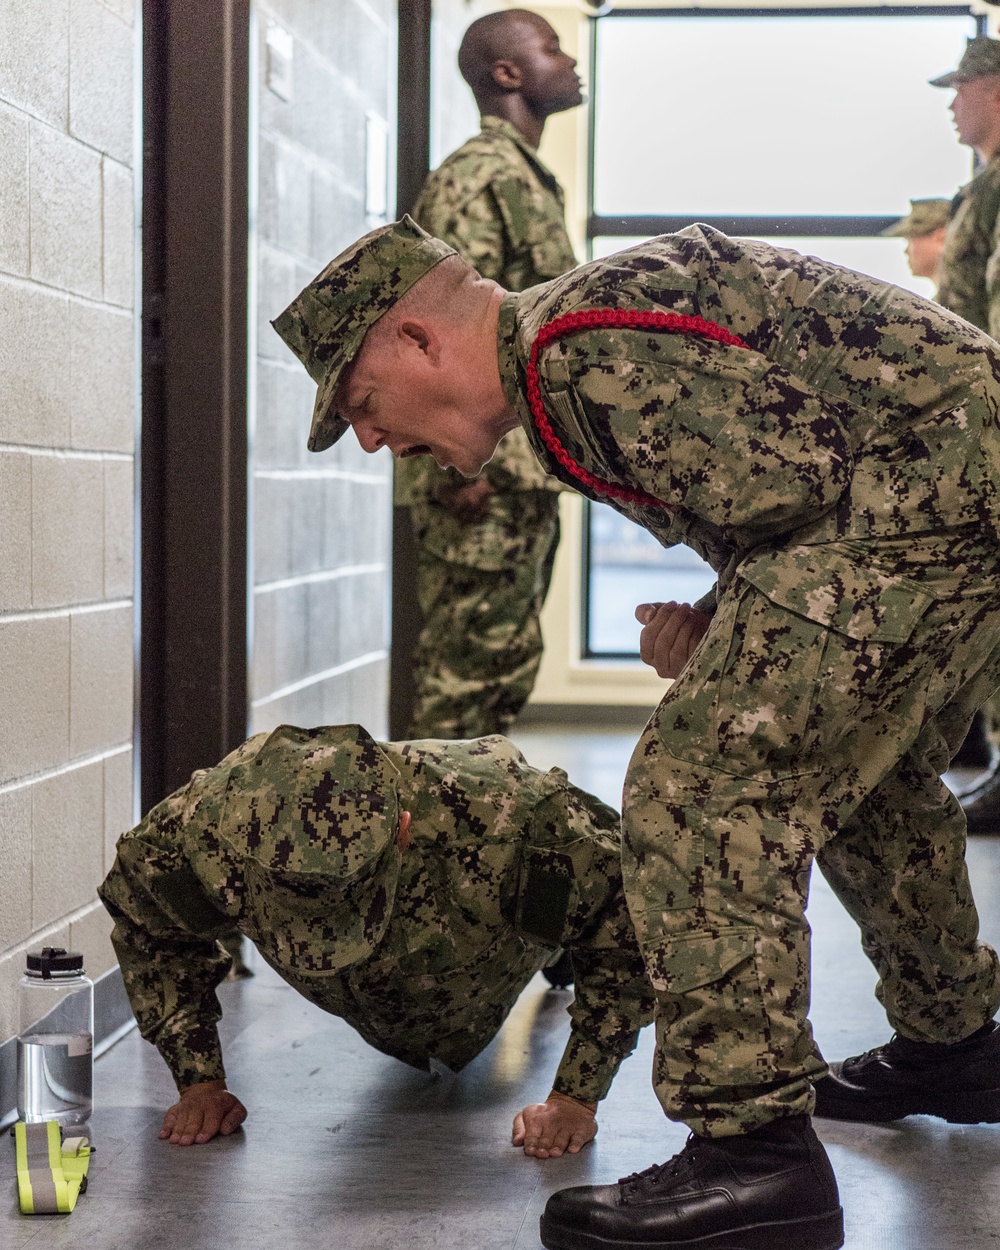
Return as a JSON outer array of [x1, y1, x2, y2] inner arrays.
[[406, 493, 560, 739], [623, 531, 1000, 1138]]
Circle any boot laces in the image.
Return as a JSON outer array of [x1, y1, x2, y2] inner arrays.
[[619, 1136, 701, 1196], [843, 1035, 897, 1071]]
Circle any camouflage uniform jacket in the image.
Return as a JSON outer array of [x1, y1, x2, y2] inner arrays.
[[98, 731, 652, 1103], [938, 154, 1000, 339], [397, 115, 576, 510], [499, 225, 1000, 620]]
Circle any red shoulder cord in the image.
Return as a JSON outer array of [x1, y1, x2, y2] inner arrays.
[[525, 308, 750, 511]]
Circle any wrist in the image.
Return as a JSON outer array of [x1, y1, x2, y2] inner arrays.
[[179, 1078, 228, 1096], [546, 1090, 598, 1114]]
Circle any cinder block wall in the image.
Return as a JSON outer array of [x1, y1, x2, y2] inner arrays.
[[0, 0, 136, 1043], [250, 0, 395, 738]]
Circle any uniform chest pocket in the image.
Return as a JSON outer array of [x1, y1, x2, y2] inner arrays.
[[738, 544, 932, 643]]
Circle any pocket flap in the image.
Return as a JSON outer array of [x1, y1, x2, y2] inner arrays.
[[739, 544, 932, 643], [643, 925, 756, 995]]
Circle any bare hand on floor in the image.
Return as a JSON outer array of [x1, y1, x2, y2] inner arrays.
[[159, 1078, 247, 1145], [512, 1091, 598, 1158], [636, 601, 712, 679]]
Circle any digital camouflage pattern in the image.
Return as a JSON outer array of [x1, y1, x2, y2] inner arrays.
[[935, 157, 1000, 339], [396, 116, 577, 736], [497, 225, 1000, 1134], [407, 491, 559, 738], [272, 217, 456, 453], [881, 197, 951, 239], [99, 726, 653, 1102]]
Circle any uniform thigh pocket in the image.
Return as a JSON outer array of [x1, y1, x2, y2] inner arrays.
[[643, 925, 775, 1075], [713, 578, 829, 773]]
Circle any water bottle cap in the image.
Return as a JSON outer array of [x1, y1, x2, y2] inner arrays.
[[25, 947, 85, 978]]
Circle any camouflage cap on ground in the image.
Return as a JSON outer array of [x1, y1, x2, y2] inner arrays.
[[931, 36, 1000, 88], [221, 723, 403, 974], [882, 198, 952, 238], [270, 217, 458, 453]]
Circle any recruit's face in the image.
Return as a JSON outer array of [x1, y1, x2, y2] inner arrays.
[[950, 77, 1000, 153], [509, 17, 583, 116], [334, 321, 504, 478], [905, 228, 947, 281]]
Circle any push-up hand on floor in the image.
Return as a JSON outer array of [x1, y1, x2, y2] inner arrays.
[[99, 725, 653, 1157]]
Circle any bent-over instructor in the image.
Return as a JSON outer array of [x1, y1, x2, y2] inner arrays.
[[273, 216, 1000, 1250]]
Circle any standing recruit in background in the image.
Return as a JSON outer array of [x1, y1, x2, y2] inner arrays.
[[931, 36, 1000, 830], [881, 197, 950, 293], [395, 9, 582, 739]]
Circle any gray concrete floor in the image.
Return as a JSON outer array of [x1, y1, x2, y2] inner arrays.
[[5, 725, 1000, 1248]]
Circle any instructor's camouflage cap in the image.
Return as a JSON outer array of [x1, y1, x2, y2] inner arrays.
[[930, 36, 1000, 89], [271, 217, 458, 453], [882, 198, 952, 238], [222, 724, 403, 974]]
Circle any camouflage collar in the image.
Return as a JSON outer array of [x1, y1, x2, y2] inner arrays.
[[496, 293, 525, 413], [480, 115, 563, 197]]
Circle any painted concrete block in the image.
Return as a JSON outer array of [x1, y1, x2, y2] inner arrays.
[[70, 603, 133, 757], [0, 0, 70, 130], [69, 300, 133, 452], [102, 156, 134, 308], [0, 277, 72, 447], [0, 786, 32, 954], [0, 614, 70, 786], [0, 103, 29, 278], [103, 457, 134, 599], [69, 0, 134, 164], [32, 454, 104, 608], [0, 450, 31, 612], [31, 757, 104, 930], [29, 121, 103, 299], [102, 746, 133, 872]]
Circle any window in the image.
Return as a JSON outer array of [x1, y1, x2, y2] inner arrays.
[[584, 6, 978, 658]]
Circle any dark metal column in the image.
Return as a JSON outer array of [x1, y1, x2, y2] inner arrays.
[[390, 0, 433, 738], [140, 0, 250, 807]]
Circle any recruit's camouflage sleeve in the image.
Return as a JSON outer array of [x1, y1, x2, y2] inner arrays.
[[937, 155, 1000, 339], [527, 784, 655, 1101], [97, 768, 243, 1089]]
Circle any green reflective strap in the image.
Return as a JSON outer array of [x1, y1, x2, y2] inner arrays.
[[14, 1121, 91, 1214]]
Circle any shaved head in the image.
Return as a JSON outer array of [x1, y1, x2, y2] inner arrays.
[[458, 10, 549, 100]]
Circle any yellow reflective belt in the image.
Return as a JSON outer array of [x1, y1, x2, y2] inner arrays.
[[14, 1121, 92, 1214]]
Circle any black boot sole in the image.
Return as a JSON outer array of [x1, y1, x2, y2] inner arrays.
[[539, 1207, 844, 1250], [813, 1086, 1000, 1125]]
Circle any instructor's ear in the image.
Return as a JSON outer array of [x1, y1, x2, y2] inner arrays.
[[397, 319, 440, 364]]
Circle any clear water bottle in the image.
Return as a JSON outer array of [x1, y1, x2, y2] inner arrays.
[[17, 947, 94, 1128]]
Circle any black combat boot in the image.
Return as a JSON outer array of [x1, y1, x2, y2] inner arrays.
[[542, 949, 574, 989], [958, 762, 1000, 835], [539, 1115, 844, 1250], [813, 1021, 1000, 1123]]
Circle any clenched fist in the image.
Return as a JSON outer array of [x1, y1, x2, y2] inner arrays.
[[636, 601, 712, 679]]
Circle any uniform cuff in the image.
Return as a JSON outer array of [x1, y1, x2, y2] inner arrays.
[[156, 1022, 227, 1091]]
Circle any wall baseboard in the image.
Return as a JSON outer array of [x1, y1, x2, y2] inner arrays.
[[517, 702, 655, 729], [0, 966, 135, 1130]]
